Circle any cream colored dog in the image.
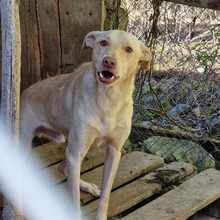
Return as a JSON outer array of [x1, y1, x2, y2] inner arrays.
[[21, 30, 151, 220]]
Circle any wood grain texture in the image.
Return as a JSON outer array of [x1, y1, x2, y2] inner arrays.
[[19, 0, 41, 90], [59, 0, 104, 73], [18, 0, 104, 90], [122, 169, 220, 220], [80, 152, 163, 204], [84, 162, 194, 219], [1, 0, 23, 218], [36, 0, 61, 78], [41, 146, 106, 183], [33, 142, 66, 168], [83, 152, 163, 186], [1, 0, 21, 135]]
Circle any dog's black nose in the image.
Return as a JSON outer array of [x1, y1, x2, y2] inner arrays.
[[103, 56, 116, 69]]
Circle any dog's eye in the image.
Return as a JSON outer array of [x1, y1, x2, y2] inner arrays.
[[125, 46, 133, 53], [99, 40, 108, 47]]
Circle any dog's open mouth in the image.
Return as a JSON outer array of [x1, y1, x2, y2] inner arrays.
[[97, 71, 118, 84]]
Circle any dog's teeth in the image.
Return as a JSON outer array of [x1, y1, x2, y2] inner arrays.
[[100, 72, 104, 79]]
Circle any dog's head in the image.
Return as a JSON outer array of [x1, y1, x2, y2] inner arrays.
[[83, 30, 151, 85]]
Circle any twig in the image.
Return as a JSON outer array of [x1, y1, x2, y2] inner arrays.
[[134, 122, 220, 145]]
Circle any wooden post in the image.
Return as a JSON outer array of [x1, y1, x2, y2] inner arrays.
[[1, 0, 21, 135], [0, 0, 23, 219]]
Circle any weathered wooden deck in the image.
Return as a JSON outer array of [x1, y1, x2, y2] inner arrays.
[[11, 142, 220, 219]]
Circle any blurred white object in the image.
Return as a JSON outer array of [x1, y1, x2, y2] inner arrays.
[[0, 127, 84, 220]]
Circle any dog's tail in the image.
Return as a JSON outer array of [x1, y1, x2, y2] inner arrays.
[[35, 126, 66, 144]]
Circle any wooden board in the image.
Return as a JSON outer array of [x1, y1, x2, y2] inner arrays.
[[36, 0, 61, 78], [83, 162, 194, 219], [19, 0, 41, 90], [33, 142, 66, 168], [121, 169, 220, 220], [33, 142, 106, 170], [57, 152, 164, 204], [81, 152, 164, 204], [18, 0, 104, 90], [59, 0, 104, 73], [82, 152, 164, 188], [40, 146, 106, 184]]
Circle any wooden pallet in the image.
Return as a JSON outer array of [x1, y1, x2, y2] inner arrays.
[[31, 142, 220, 219]]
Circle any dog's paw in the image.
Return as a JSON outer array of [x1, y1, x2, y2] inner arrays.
[[88, 183, 101, 197], [80, 180, 101, 197]]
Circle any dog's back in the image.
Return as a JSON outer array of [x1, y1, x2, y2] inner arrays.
[[20, 62, 92, 146]]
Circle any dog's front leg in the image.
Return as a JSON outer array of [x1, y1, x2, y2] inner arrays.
[[66, 125, 97, 219], [96, 144, 121, 220]]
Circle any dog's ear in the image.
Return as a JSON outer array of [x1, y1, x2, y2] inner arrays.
[[139, 43, 152, 71], [82, 31, 101, 48]]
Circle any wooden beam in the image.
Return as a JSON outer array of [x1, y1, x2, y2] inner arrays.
[[80, 152, 164, 204], [0, 0, 23, 219], [56, 152, 164, 205], [163, 0, 220, 11], [121, 169, 220, 220], [84, 162, 194, 219]]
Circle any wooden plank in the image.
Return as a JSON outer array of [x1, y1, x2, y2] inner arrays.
[[33, 142, 108, 169], [84, 162, 194, 219], [59, 0, 104, 73], [33, 142, 66, 167], [57, 152, 164, 204], [36, 0, 61, 78], [122, 169, 220, 220], [41, 146, 106, 183], [82, 152, 164, 188], [164, 0, 220, 11], [19, 0, 41, 90], [80, 152, 164, 204]]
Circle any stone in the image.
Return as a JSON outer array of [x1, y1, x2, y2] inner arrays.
[[208, 115, 220, 134], [168, 104, 191, 117], [143, 136, 215, 172]]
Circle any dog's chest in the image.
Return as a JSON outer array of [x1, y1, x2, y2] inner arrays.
[[86, 81, 133, 136], [95, 103, 132, 137], [98, 117, 116, 136]]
